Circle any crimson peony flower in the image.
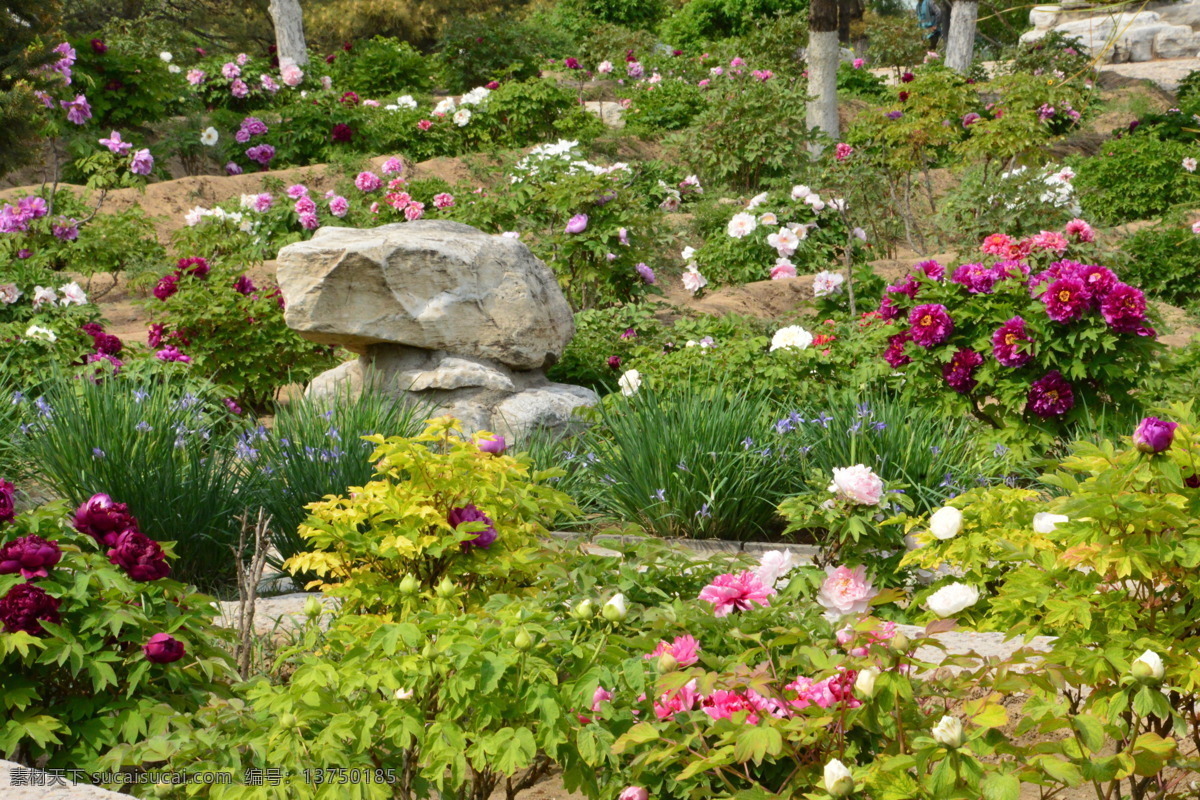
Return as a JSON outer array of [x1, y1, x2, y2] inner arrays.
[[107, 530, 170, 581], [339, 91, 360, 105], [147, 323, 165, 348], [1101, 283, 1149, 333], [232, 275, 257, 296], [607, 355, 621, 370], [91, 38, 108, 55], [143, 633, 186, 663], [1027, 370, 1074, 418], [908, 304, 953, 347], [0, 583, 60, 635], [0, 480, 15, 525], [447, 504, 497, 550], [992, 316, 1033, 367], [1041, 276, 1089, 323], [177, 257, 209, 278], [1132, 417, 1178, 454], [942, 348, 984, 394], [73, 493, 139, 547], [0, 535, 61, 579], [331, 123, 353, 143], [153, 273, 179, 301]]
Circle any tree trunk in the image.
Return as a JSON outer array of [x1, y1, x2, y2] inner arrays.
[[268, 0, 309, 67], [806, 0, 841, 154], [945, 0, 978, 74]]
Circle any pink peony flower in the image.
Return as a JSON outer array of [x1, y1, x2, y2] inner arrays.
[[355, 171, 382, 192], [914, 259, 944, 280], [1064, 218, 1095, 242], [129, 149, 154, 175], [476, 434, 506, 455], [652, 679, 698, 720], [251, 193, 273, 213], [329, 195, 349, 217], [979, 233, 1013, 256], [280, 62, 304, 87], [700, 690, 762, 724], [298, 212, 319, 230], [1028, 230, 1069, 253], [908, 304, 953, 347], [619, 788, 649, 800], [99, 131, 132, 155], [433, 192, 455, 209], [770, 260, 796, 280], [646, 634, 700, 667], [827, 464, 884, 505], [186, 69, 205, 85], [155, 345, 191, 363], [61, 94, 92, 125], [382, 157, 404, 175], [1133, 417, 1178, 454], [591, 685, 613, 712], [293, 195, 317, 215], [221, 62, 241, 79], [992, 316, 1033, 367], [143, 633, 185, 663], [404, 202, 424, 221], [565, 214, 589, 234], [817, 565, 877, 618], [230, 78, 249, 98], [834, 143, 853, 161], [951, 262, 999, 294], [698, 571, 775, 617]]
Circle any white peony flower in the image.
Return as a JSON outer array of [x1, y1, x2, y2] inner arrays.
[[1032, 512, 1068, 534], [32, 286, 57, 308], [184, 206, 207, 227], [812, 270, 845, 297], [394, 688, 414, 700], [1131, 649, 1164, 681], [931, 715, 964, 748], [758, 212, 778, 226], [452, 108, 472, 126], [24, 324, 57, 343], [598, 60, 614, 74], [754, 549, 798, 588], [824, 759, 854, 797], [159, 51, 173, 62], [433, 97, 456, 115], [602, 593, 628, 621], [395, 94, 418, 109], [791, 184, 812, 200], [681, 266, 707, 294], [168, 64, 181, 74], [58, 282, 87, 306], [929, 506, 963, 540], [926, 583, 980, 617], [618, 369, 641, 396], [1183, 158, 1197, 173], [804, 193, 825, 212], [746, 191, 770, 210], [681, 246, 696, 262], [0, 283, 21, 304], [854, 666, 879, 698], [769, 325, 813, 352], [200, 126, 219, 146], [767, 227, 799, 256], [726, 212, 757, 238], [460, 86, 491, 106]]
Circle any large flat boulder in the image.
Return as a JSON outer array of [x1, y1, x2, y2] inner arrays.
[[276, 220, 575, 370]]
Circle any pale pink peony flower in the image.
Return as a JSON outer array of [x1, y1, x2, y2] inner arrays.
[[280, 61, 304, 87], [827, 464, 884, 505], [382, 156, 404, 175], [404, 202, 425, 221], [186, 69, 205, 85], [591, 685, 613, 712], [645, 634, 700, 667], [816, 565, 877, 618], [329, 195, 349, 217], [286, 184, 309, 199], [682, 266, 707, 295], [652, 679, 698, 720], [755, 549, 798, 588], [355, 171, 382, 192], [698, 571, 775, 617], [770, 259, 796, 280], [619, 787, 649, 800]]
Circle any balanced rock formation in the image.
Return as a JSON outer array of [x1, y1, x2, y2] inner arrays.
[[277, 220, 597, 440]]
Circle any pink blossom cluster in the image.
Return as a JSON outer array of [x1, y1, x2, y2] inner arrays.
[[0, 196, 49, 234], [697, 570, 775, 617]]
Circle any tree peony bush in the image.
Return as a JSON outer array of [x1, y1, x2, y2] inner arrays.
[[0, 491, 236, 772], [874, 225, 1160, 449]]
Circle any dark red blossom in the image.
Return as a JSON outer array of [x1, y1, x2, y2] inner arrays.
[[0, 583, 60, 636]]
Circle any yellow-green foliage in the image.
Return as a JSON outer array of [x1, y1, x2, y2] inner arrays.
[[284, 416, 578, 615]]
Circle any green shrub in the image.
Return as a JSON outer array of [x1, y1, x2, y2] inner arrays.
[[1002, 31, 1092, 81], [67, 36, 187, 127], [622, 79, 706, 134], [436, 13, 550, 93], [1070, 136, 1200, 224], [837, 62, 887, 99], [1117, 220, 1200, 307], [659, 0, 810, 50], [0, 498, 237, 771], [474, 78, 604, 148], [935, 162, 1079, 245], [16, 374, 251, 591], [567, 0, 668, 30], [328, 36, 432, 96]]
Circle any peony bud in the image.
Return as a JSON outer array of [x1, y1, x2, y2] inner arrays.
[[278, 712, 297, 728], [399, 573, 419, 595], [854, 667, 879, 698], [657, 652, 679, 673], [394, 687, 413, 700], [477, 434, 507, 455], [435, 575, 456, 598], [931, 715, 964, 748], [824, 758, 854, 797], [618, 787, 648, 800], [1131, 649, 1164, 682], [928, 506, 962, 540], [303, 595, 322, 618], [602, 593, 628, 622], [890, 632, 911, 654], [143, 633, 185, 664], [514, 629, 533, 651], [1132, 417, 1178, 454], [573, 599, 595, 620]]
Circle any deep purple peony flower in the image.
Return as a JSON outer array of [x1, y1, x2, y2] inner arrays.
[[1027, 370, 1074, 418], [177, 257, 209, 278], [1042, 276, 1090, 323], [992, 316, 1034, 367], [143, 632, 186, 663], [883, 330, 912, 368], [73, 493, 139, 547], [607, 355, 621, 370], [91, 38, 108, 55], [942, 349, 984, 394], [1132, 417, 1178, 454], [447, 504, 497, 550], [95, 333, 124, 356], [908, 304, 953, 347], [0, 480, 14, 525], [153, 273, 179, 301], [477, 435, 506, 455], [0, 583, 60, 635], [951, 263, 999, 294], [108, 530, 170, 581], [0, 535, 62, 579], [565, 214, 589, 234], [877, 296, 902, 321], [1100, 283, 1148, 333], [331, 123, 354, 143], [232, 275, 257, 296]]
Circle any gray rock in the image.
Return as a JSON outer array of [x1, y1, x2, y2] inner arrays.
[[491, 384, 599, 441], [1153, 25, 1200, 59], [277, 220, 575, 370]]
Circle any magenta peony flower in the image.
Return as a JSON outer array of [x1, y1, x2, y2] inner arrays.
[[0, 535, 61, 579], [914, 259, 944, 280], [447, 504, 497, 550], [354, 171, 382, 192], [951, 262, 999, 294], [0, 480, 14, 525], [223, 397, 243, 415], [908, 304, 953, 347], [942, 348, 984, 394], [155, 345, 192, 363], [153, 273, 179, 301], [293, 195, 317, 216], [698, 570, 775, 617], [476, 434, 506, 455], [108, 530, 170, 581], [129, 148, 154, 175], [0, 583, 60, 636], [1065, 218, 1095, 242], [147, 323, 165, 348], [382, 156, 404, 175], [565, 214, 589, 234], [883, 330, 912, 368], [232, 275, 257, 296], [143, 632, 186, 663], [886, 274, 920, 299], [1132, 417, 1178, 454], [73, 493, 139, 546], [877, 295, 901, 321], [1076, 265, 1117, 302], [1027, 370, 1074, 418], [645, 634, 700, 667], [1100, 283, 1148, 333], [834, 143, 853, 161], [177, 257, 209, 278], [1042, 277, 1090, 323], [607, 355, 621, 370], [992, 316, 1033, 367], [328, 195, 349, 217], [225, 161, 243, 175]]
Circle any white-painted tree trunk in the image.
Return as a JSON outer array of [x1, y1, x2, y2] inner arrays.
[[806, 29, 841, 155], [945, 0, 978, 74], [268, 0, 309, 67]]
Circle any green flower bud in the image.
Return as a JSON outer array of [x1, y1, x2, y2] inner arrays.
[[514, 629, 533, 651], [278, 712, 297, 729], [602, 593, 628, 622], [303, 595, 323, 618], [890, 632, 911, 654], [399, 574, 419, 596], [435, 576, 456, 598], [656, 652, 678, 674], [573, 599, 595, 620]]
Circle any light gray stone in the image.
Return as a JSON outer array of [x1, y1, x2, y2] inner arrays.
[[491, 384, 599, 441], [1154, 25, 1200, 59], [277, 220, 575, 370], [1030, 5, 1062, 29], [401, 357, 515, 393]]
